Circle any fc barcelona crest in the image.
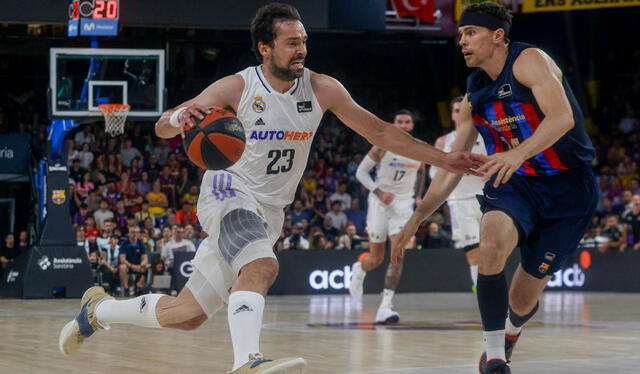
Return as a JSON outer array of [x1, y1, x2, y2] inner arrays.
[[252, 96, 266, 113], [52, 189, 66, 205], [538, 262, 550, 274]]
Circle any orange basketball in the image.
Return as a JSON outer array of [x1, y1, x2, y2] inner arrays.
[[183, 107, 246, 170]]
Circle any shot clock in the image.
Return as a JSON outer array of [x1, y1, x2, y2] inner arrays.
[[68, 0, 120, 37]]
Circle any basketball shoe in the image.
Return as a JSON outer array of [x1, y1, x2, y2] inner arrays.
[[349, 261, 366, 298], [480, 359, 511, 374], [59, 286, 113, 356], [375, 305, 400, 324], [478, 333, 520, 373], [229, 354, 307, 374]]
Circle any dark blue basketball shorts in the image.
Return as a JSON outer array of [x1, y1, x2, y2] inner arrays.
[[477, 166, 598, 279]]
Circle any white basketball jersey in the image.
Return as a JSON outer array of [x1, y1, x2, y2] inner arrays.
[[442, 130, 486, 200], [204, 66, 323, 207], [374, 151, 421, 200]]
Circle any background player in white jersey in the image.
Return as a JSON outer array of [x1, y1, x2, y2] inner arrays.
[[59, 4, 485, 373], [430, 96, 486, 292], [350, 109, 426, 323]]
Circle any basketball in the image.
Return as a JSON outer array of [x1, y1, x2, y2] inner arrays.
[[183, 107, 246, 170]]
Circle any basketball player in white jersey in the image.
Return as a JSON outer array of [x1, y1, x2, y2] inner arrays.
[[350, 109, 426, 324], [58, 4, 485, 373], [429, 96, 486, 292]]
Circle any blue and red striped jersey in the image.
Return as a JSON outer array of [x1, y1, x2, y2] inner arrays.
[[467, 42, 595, 176]]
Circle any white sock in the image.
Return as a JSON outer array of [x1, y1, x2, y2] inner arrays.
[[228, 291, 265, 371], [484, 330, 506, 361], [505, 315, 522, 336], [470, 265, 478, 287], [95, 294, 164, 329], [380, 289, 395, 308]]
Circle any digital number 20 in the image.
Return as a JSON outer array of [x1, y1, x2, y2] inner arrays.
[[267, 149, 295, 174]]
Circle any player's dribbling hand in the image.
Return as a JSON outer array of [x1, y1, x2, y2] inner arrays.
[[176, 104, 211, 137], [478, 149, 526, 187], [391, 220, 419, 265], [443, 151, 488, 176]]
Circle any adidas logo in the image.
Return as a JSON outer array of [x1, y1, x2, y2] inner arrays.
[[139, 296, 147, 312], [233, 304, 254, 315], [255, 118, 266, 126]]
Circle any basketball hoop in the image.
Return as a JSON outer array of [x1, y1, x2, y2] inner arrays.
[[99, 104, 130, 136]]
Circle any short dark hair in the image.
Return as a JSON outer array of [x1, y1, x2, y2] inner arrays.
[[451, 95, 464, 106], [462, 2, 512, 43], [250, 3, 302, 62], [394, 109, 414, 121]]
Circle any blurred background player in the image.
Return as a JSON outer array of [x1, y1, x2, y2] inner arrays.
[[58, 3, 483, 374], [430, 96, 486, 292], [350, 109, 426, 324]]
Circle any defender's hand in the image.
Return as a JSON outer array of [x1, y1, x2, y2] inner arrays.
[[391, 220, 419, 265], [443, 151, 488, 176]]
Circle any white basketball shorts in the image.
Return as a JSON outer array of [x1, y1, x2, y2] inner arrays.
[[366, 194, 414, 243], [186, 170, 283, 315], [448, 197, 482, 250]]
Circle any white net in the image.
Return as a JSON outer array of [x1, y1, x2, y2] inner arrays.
[[99, 104, 130, 136]]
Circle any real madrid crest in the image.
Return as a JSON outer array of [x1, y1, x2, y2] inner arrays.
[[252, 96, 266, 113]]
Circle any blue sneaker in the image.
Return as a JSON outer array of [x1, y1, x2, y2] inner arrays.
[[58, 286, 113, 355]]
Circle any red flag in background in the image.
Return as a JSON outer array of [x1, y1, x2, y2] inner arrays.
[[392, 0, 435, 22]]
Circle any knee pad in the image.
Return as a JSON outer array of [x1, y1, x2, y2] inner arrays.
[[218, 209, 275, 274]]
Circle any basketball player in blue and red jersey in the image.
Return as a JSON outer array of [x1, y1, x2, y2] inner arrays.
[[391, 3, 597, 373]]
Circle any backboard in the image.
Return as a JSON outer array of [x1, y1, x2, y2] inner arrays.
[[49, 48, 165, 119]]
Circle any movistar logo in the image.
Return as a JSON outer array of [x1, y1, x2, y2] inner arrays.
[[249, 130, 313, 141]]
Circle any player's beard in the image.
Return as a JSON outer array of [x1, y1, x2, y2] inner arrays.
[[268, 59, 304, 81]]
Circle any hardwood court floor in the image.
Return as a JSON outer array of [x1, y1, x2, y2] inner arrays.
[[1, 292, 639, 373]]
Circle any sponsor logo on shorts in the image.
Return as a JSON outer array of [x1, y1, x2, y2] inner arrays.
[[249, 130, 313, 141], [538, 262, 550, 274], [233, 304, 254, 315], [139, 297, 147, 312]]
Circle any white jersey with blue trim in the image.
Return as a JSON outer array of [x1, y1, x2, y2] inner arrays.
[[429, 130, 486, 200], [203, 66, 323, 207], [375, 151, 421, 200]]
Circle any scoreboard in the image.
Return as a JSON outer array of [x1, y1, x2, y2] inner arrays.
[[68, 0, 120, 37]]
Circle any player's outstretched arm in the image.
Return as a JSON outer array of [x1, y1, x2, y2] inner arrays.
[[479, 48, 575, 186], [155, 75, 244, 139], [391, 97, 480, 264], [312, 73, 486, 174]]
